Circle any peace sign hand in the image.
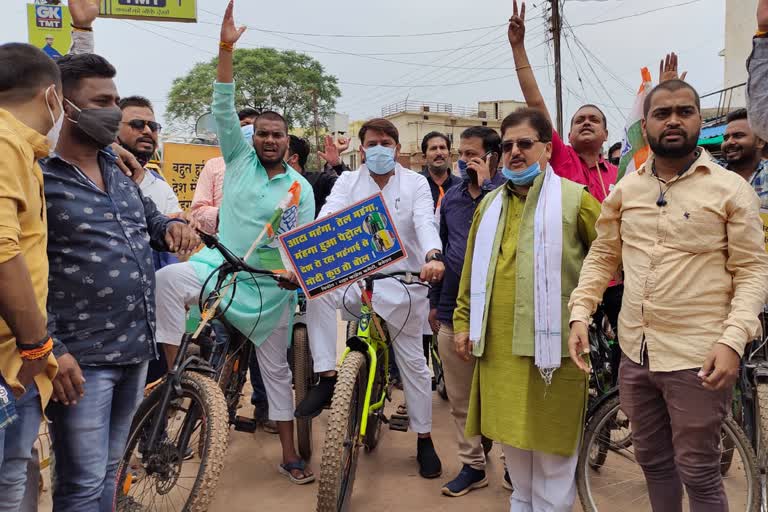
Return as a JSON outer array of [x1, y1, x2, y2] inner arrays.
[[508, 0, 527, 48], [221, 0, 247, 45]]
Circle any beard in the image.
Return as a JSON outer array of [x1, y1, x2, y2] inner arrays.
[[117, 138, 154, 166], [647, 130, 699, 159], [428, 162, 449, 175]]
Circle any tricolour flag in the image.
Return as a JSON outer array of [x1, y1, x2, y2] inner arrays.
[[617, 67, 653, 182]]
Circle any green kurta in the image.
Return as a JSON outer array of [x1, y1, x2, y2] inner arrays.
[[455, 185, 601, 457]]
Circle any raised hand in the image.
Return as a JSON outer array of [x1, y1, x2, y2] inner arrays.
[[508, 0, 526, 48], [659, 52, 688, 83], [221, 0, 246, 45], [317, 135, 341, 166], [69, 0, 99, 28]]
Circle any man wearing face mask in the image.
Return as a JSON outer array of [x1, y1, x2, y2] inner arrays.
[[0, 42, 62, 511], [295, 117, 446, 479], [39, 52, 200, 511], [721, 108, 768, 208], [430, 126, 507, 497], [454, 108, 601, 511]]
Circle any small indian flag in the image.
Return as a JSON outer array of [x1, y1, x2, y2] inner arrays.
[[617, 68, 653, 182]]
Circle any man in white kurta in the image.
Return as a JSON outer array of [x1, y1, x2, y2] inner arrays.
[[295, 118, 446, 479]]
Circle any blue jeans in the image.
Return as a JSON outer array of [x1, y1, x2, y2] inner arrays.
[[48, 362, 148, 512], [0, 382, 41, 512]]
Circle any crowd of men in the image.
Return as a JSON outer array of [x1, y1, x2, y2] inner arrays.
[[2, 0, 768, 511]]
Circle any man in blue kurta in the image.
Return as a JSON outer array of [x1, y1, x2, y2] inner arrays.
[[154, 1, 315, 483]]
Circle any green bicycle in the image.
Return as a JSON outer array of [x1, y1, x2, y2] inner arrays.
[[316, 271, 427, 511]]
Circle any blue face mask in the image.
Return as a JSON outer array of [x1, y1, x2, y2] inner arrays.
[[456, 159, 469, 181], [241, 124, 254, 145], [365, 145, 396, 175], [502, 161, 542, 186]]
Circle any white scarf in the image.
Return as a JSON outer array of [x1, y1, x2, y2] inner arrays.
[[470, 165, 563, 383]]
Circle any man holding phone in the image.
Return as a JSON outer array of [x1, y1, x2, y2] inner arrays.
[[429, 126, 508, 497]]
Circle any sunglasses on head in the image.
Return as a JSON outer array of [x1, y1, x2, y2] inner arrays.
[[125, 119, 162, 133], [501, 138, 539, 153]]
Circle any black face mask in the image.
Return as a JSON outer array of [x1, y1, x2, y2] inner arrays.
[[609, 157, 620, 166], [65, 99, 122, 148]]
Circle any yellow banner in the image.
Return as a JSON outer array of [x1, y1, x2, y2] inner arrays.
[[761, 210, 768, 252], [27, 3, 72, 59], [162, 143, 221, 210], [98, 0, 197, 22]]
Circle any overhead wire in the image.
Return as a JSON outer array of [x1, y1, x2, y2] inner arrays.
[[568, 0, 704, 29], [340, 9, 549, 115]]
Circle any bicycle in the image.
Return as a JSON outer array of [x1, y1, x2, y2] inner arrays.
[[115, 233, 290, 511], [576, 324, 760, 511], [291, 289, 315, 460], [316, 271, 428, 511]]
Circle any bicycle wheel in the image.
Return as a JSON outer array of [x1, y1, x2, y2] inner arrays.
[[317, 351, 367, 512], [346, 321, 358, 340], [576, 395, 759, 512], [756, 383, 768, 467], [293, 324, 314, 460], [115, 372, 229, 512]]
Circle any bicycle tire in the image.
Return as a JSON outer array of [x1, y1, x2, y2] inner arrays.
[[756, 383, 768, 468], [577, 395, 759, 512], [115, 372, 229, 512], [346, 321, 358, 340], [317, 351, 367, 512], [293, 325, 314, 461]]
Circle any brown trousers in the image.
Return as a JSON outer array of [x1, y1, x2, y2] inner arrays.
[[619, 353, 732, 512]]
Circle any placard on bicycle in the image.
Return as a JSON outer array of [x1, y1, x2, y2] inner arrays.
[[279, 193, 406, 298]]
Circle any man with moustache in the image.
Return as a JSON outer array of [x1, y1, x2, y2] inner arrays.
[[40, 51, 199, 510], [569, 79, 768, 511], [721, 108, 768, 208], [421, 132, 461, 210]]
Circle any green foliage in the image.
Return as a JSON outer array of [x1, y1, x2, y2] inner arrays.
[[166, 48, 341, 131]]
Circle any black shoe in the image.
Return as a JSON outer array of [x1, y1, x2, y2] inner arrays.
[[417, 437, 442, 479], [441, 464, 488, 497], [294, 375, 336, 418]]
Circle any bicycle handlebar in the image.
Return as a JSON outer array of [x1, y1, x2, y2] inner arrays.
[[198, 231, 285, 282], [366, 270, 426, 286]]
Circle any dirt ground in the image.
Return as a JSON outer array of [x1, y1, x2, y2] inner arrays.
[[35, 316, 752, 511]]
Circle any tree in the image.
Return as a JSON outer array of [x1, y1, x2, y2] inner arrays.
[[166, 48, 341, 132]]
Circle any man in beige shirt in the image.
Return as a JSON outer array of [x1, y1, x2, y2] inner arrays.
[[568, 79, 768, 511]]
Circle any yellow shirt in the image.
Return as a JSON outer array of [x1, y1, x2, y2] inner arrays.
[[0, 109, 57, 405], [569, 150, 768, 372]]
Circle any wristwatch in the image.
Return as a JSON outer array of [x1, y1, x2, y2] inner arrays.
[[425, 251, 444, 263]]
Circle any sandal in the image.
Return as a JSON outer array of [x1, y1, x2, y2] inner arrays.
[[279, 460, 315, 485], [396, 403, 408, 416]]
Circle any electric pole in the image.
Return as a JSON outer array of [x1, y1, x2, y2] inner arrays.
[[311, 89, 321, 156], [551, 0, 564, 135]]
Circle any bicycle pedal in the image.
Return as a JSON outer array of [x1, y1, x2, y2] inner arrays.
[[234, 416, 258, 433], [389, 414, 409, 432]]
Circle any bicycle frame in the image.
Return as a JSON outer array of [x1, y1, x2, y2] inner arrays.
[[338, 285, 390, 439]]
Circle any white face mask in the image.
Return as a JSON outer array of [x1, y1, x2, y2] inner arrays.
[[45, 86, 64, 154]]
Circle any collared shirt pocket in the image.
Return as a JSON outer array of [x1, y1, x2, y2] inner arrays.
[[666, 208, 726, 254]]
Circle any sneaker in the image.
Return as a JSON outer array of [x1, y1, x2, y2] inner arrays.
[[417, 437, 442, 479], [441, 464, 488, 497], [503, 470, 514, 492], [294, 375, 336, 418]]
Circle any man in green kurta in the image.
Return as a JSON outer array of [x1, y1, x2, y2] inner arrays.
[[453, 108, 601, 511]]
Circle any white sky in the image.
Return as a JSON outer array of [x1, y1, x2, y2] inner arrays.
[[4, 0, 728, 140]]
